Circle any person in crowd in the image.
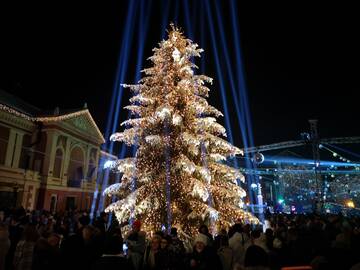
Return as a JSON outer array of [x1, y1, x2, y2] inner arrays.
[[0, 223, 10, 270], [126, 220, 146, 270], [37, 215, 55, 238], [60, 215, 88, 269], [217, 235, 234, 270], [1, 207, 360, 270], [32, 233, 61, 270], [94, 211, 109, 235], [13, 224, 39, 270], [244, 245, 269, 270], [214, 228, 228, 251], [264, 228, 274, 251], [169, 228, 186, 269], [77, 213, 91, 235], [187, 233, 222, 270], [250, 229, 268, 252], [143, 235, 162, 270], [198, 224, 214, 246], [229, 223, 249, 266], [82, 225, 104, 264], [169, 227, 185, 255], [6, 215, 24, 269]]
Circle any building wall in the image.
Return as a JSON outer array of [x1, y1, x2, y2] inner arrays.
[[0, 125, 10, 165], [42, 188, 93, 212], [0, 108, 103, 212]]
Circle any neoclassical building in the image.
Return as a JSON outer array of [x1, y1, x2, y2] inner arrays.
[[0, 89, 115, 212]]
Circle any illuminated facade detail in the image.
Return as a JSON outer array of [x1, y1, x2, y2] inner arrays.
[[0, 89, 106, 211]]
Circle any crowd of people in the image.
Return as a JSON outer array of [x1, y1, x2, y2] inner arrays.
[[0, 207, 360, 270]]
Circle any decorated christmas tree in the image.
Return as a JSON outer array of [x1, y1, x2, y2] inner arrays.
[[104, 25, 258, 237]]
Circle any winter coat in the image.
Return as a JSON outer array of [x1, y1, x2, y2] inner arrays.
[[229, 232, 249, 265], [218, 246, 234, 270]]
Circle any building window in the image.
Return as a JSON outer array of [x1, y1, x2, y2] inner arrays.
[[68, 146, 84, 187], [66, 196, 76, 210], [53, 148, 63, 178], [19, 134, 32, 169], [87, 159, 96, 180], [0, 126, 10, 165], [50, 194, 57, 213], [32, 132, 47, 172]]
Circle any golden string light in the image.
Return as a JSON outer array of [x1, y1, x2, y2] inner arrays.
[[104, 25, 258, 237]]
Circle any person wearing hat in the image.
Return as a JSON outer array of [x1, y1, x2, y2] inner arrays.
[[187, 234, 222, 270]]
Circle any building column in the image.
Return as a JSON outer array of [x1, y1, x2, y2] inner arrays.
[[42, 131, 58, 177], [93, 148, 100, 183], [5, 130, 24, 168], [62, 137, 72, 186], [12, 132, 24, 168], [84, 145, 91, 181], [5, 129, 16, 167]]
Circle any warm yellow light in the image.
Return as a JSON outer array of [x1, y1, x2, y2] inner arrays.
[[346, 200, 355, 208], [103, 24, 258, 238]]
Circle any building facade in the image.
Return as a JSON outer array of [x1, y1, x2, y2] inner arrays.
[[0, 89, 108, 213]]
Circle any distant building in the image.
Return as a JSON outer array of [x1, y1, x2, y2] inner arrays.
[[0, 89, 115, 213]]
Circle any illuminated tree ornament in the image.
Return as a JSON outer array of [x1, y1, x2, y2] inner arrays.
[[103, 25, 258, 237]]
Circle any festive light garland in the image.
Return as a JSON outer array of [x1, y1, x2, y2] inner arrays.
[[0, 104, 105, 143]]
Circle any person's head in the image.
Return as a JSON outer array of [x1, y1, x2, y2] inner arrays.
[[132, 220, 141, 232], [244, 245, 269, 267], [78, 215, 90, 228], [47, 233, 61, 247], [151, 235, 161, 251], [82, 225, 95, 241], [112, 226, 122, 237], [243, 224, 251, 234], [160, 236, 170, 250], [251, 229, 261, 240], [232, 223, 243, 233], [199, 224, 209, 235], [100, 212, 108, 221], [194, 233, 208, 253], [219, 235, 229, 247], [265, 228, 273, 237], [287, 227, 298, 241], [273, 237, 282, 249], [104, 235, 123, 255]]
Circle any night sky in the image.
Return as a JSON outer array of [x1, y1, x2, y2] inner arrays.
[[0, 1, 359, 150]]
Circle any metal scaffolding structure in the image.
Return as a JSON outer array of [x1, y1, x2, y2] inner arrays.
[[242, 136, 360, 154]]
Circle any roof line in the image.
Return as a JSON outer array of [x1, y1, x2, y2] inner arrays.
[[0, 105, 105, 143]]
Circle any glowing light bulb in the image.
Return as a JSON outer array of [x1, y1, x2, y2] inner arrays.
[[346, 200, 355, 208]]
